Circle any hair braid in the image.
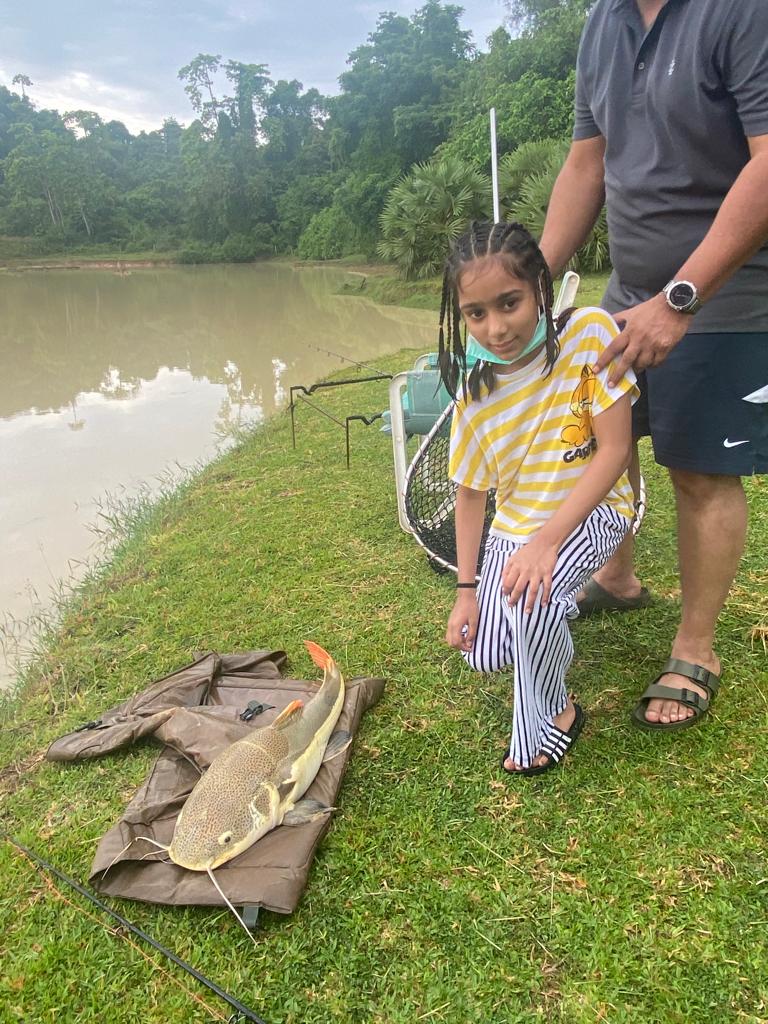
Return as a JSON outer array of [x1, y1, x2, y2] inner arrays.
[[437, 219, 563, 402]]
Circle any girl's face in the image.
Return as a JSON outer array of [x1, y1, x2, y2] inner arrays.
[[457, 256, 540, 367]]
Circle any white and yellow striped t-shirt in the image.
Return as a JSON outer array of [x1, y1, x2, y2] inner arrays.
[[449, 307, 639, 540]]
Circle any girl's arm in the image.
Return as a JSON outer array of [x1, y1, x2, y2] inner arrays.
[[501, 392, 633, 612], [445, 484, 488, 652]]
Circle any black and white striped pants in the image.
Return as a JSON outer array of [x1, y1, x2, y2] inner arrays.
[[464, 504, 629, 769]]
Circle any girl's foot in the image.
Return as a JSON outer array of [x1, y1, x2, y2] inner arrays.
[[503, 700, 576, 772]]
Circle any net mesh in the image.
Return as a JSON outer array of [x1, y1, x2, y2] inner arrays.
[[403, 406, 495, 576]]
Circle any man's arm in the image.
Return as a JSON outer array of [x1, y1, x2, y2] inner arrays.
[[675, 134, 768, 301], [596, 134, 768, 385], [539, 135, 606, 279]]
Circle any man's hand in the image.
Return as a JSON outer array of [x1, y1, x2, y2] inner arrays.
[[501, 538, 559, 614], [594, 293, 691, 386], [445, 592, 479, 652]]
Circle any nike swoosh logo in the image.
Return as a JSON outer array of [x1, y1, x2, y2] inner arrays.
[[723, 438, 749, 448]]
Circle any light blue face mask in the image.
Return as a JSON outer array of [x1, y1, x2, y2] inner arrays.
[[466, 314, 548, 366]]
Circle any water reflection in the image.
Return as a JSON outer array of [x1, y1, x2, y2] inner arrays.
[[0, 264, 432, 429], [0, 263, 435, 687]]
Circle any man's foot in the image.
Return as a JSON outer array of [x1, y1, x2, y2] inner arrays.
[[641, 650, 721, 725], [576, 578, 651, 615], [503, 701, 576, 772]]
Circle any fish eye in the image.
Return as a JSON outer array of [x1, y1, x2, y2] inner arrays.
[[218, 831, 233, 846]]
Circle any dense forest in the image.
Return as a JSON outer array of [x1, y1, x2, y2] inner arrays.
[[0, 0, 605, 277]]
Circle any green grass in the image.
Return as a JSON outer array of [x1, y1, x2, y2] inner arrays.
[[1, 349, 768, 1024], [339, 272, 445, 310], [334, 268, 613, 313], [570, 271, 612, 309]]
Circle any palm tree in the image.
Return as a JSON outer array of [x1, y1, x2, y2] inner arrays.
[[378, 156, 491, 279], [501, 138, 609, 273], [498, 138, 570, 212], [12, 74, 33, 99]]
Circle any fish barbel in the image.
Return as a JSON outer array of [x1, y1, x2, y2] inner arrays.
[[168, 640, 349, 872]]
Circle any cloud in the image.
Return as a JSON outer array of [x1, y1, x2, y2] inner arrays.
[[223, 2, 277, 25], [0, 0, 508, 134], [0, 67, 181, 134]]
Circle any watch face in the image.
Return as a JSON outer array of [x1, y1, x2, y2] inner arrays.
[[668, 282, 695, 308]]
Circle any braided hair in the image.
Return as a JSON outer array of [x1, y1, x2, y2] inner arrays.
[[438, 220, 562, 402]]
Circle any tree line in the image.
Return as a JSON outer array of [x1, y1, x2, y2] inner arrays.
[[0, 0, 605, 277]]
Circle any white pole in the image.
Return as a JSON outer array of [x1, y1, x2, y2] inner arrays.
[[490, 107, 500, 223]]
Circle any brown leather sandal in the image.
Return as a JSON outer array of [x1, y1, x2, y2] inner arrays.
[[631, 658, 721, 731]]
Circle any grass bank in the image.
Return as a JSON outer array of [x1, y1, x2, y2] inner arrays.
[[0, 237, 179, 269], [331, 264, 613, 312], [0, 236, 267, 269], [2, 336, 768, 1023]]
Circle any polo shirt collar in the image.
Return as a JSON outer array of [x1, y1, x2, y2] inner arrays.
[[609, 0, 689, 11]]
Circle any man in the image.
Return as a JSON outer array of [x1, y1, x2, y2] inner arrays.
[[539, 0, 768, 729]]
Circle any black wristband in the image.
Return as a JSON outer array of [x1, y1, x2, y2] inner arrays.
[[456, 581, 477, 589]]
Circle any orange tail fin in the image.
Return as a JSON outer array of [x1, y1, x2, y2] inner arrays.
[[304, 640, 334, 671]]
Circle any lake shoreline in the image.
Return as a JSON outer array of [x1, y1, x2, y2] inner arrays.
[[0, 262, 437, 701], [0, 244, 615, 313], [0, 259, 177, 271], [0, 248, 443, 309]]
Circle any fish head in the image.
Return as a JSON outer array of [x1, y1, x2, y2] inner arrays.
[[168, 784, 276, 871]]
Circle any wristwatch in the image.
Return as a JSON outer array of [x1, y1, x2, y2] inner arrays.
[[663, 279, 702, 315]]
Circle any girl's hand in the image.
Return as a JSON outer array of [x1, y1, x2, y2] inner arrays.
[[501, 539, 558, 613], [445, 592, 479, 652]]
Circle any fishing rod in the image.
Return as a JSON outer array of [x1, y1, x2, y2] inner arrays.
[[2, 830, 269, 1024], [287, 341, 392, 457], [303, 340, 394, 379]]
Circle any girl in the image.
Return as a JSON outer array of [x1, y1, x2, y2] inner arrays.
[[441, 220, 638, 776]]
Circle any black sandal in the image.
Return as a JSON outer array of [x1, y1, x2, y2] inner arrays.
[[501, 704, 586, 777], [576, 579, 652, 617], [631, 658, 721, 731]]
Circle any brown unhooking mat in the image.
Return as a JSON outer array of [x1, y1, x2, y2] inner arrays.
[[46, 649, 385, 915]]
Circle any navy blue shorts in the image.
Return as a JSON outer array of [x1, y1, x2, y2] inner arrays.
[[632, 332, 768, 475]]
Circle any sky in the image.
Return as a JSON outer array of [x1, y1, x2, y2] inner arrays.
[[0, 0, 509, 135]]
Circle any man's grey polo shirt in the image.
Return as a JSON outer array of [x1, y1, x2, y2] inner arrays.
[[575, 0, 768, 331]]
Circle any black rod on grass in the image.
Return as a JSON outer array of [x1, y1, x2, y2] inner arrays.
[[2, 831, 269, 1024]]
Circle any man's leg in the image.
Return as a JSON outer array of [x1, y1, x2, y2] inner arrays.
[[642, 469, 747, 724], [579, 443, 644, 600]]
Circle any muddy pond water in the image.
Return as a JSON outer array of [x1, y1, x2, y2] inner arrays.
[[0, 262, 434, 689]]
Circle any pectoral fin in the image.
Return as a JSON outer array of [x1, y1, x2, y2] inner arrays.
[[322, 730, 352, 763], [282, 798, 335, 826], [277, 777, 297, 802]]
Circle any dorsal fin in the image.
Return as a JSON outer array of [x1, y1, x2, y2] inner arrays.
[[272, 699, 304, 730]]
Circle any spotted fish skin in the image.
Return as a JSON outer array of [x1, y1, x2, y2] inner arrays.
[[168, 641, 345, 871]]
